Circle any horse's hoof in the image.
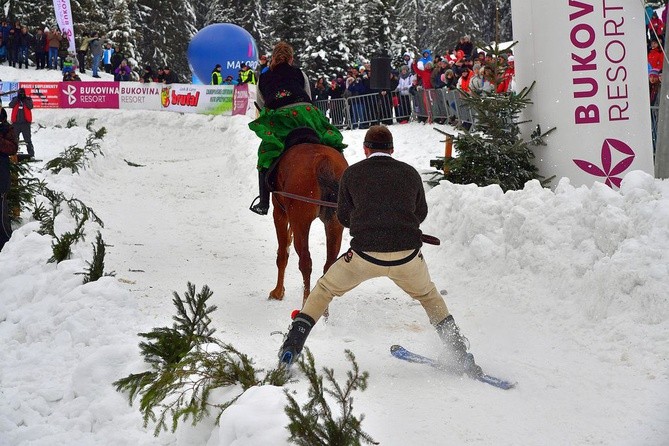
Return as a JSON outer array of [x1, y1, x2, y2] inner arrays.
[[268, 288, 285, 300]]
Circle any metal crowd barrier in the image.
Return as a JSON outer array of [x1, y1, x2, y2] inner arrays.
[[319, 92, 658, 154], [315, 88, 478, 130]]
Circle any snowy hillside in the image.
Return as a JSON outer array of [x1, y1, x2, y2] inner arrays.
[[1, 65, 668, 446]]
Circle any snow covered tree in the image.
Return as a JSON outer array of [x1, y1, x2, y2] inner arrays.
[[301, 0, 356, 78], [132, 0, 197, 81], [360, 0, 405, 61], [264, 0, 310, 65], [443, 45, 555, 191], [6, 1, 53, 29], [204, 0, 267, 50], [107, 0, 140, 74]]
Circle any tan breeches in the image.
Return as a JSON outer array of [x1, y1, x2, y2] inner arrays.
[[301, 249, 450, 326]]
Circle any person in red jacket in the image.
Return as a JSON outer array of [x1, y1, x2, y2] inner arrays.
[[411, 60, 433, 89], [648, 39, 664, 72], [497, 55, 515, 93], [8, 88, 34, 158], [649, 12, 665, 41], [0, 107, 18, 252], [457, 68, 472, 92]]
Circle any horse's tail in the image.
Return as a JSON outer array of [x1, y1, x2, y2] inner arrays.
[[317, 160, 340, 222]]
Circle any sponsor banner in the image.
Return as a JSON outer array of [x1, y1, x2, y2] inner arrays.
[[52, 0, 76, 54], [118, 82, 162, 111], [18, 82, 61, 108], [511, 0, 654, 188], [232, 83, 249, 116], [159, 84, 234, 114], [59, 82, 120, 109]]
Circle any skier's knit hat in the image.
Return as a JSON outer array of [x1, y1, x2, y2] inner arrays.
[[363, 125, 393, 151]]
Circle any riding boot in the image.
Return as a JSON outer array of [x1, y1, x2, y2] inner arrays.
[[278, 312, 315, 365], [249, 169, 270, 215], [435, 315, 482, 377]]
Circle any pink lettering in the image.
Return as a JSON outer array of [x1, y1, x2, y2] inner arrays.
[[569, 0, 594, 21], [573, 78, 599, 98], [603, 17, 624, 36], [571, 23, 596, 48], [572, 50, 597, 71], [605, 40, 625, 63], [608, 104, 629, 121], [575, 105, 600, 124]]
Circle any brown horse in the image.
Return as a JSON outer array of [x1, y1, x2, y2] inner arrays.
[[268, 143, 348, 305]]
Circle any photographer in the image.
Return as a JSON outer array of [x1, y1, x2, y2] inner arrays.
[[8, 88, 34, 158], [0, 107, 18, 252]]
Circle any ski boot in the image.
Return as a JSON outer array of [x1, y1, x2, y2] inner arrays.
[[435, 315, 482, 377], [278, 312, 315, 366]]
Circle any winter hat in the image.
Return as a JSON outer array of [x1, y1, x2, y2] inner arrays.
[[649, 69, 660, 77], [215, 64, 222, 69], [507, 55, 515, 63], [364, 125, 394, 151], [0, 107, 6, 122]]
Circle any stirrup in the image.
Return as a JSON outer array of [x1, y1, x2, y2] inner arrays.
[[249, 196, 268, 215]]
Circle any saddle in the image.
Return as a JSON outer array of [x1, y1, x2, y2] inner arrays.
[[266, 127, 321, 190]]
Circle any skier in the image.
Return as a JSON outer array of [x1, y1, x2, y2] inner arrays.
[[247, 41, 346, 215], [277, 125, 482, 378]]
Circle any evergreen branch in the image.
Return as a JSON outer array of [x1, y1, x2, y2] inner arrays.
[[114, 282, 290, 436], [285, 349, 377, 446]]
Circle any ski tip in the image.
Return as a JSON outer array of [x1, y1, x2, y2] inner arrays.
[[390, 344, 402, 353]]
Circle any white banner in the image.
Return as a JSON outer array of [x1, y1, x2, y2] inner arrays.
[[53, 0, 76, 54], [511, 0, 654, 188]]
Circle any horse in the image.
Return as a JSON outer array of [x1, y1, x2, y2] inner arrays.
[[267, 140, 348, 306]]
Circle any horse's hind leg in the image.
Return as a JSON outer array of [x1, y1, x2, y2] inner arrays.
[[291, 219, 314, 306], [323, 219, 344, 273], [270, 207, 290, 300]]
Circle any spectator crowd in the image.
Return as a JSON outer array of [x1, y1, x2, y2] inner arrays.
[[0, 6, 665, 115], [0, 18, 181, 84]]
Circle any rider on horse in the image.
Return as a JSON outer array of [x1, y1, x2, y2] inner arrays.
[[248, 41, 347, 215]]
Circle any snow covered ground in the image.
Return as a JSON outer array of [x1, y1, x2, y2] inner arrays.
[[1, 65, 668, 446]]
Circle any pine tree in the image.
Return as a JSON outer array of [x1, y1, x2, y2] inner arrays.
[[301, 0, 356, 78], [132, 0, 197, 80], [265, 0, 310, 65], [7, 1, 53, 29], [107, 0, 140, 73], [443, 46, 555, 191]]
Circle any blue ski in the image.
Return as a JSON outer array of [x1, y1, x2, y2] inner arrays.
[[390, 344, 516, 390]]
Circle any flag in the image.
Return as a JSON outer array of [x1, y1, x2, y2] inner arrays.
[[53, 0, 76, 54]]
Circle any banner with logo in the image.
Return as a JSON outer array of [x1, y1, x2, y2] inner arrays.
[[59, 82, 119, 109], [2, 80, 253, 116], [232, 83, 249, 116], [159, 84, 234, 114], [18, 82, 61, 108], [53, 0, 76, 54], [511, 0, 654, 188], [118, 83, 162, 111]]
